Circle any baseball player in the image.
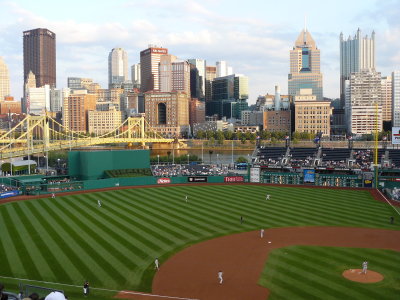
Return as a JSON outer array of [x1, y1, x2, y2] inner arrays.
[[266, 194, 270, 200], [240, 216, 243, 224], [155, 258, 159, 270], [51, 193, 55, 199], [185, 195, 188, 203], [218, 270, 223, 284], [390, 216, 394, 224], [98, 200, 102, 207], [83, 280, 89, 296], [260, 229, 264, 238], [361, 261, 368, 274]]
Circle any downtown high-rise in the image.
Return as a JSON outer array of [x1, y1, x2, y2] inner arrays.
[[340, 29, 375, 107], [0, 57, 10, 100], [288, 29, 323, 101], [108, 47, 128, 87], [23, 28, 56, 88], [140, 45, 168, 92]]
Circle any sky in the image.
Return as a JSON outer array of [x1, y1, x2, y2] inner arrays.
[[0, 0, 399, 104]]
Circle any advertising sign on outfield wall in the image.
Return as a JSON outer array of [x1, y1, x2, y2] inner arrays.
[[392, 127, 400, 144], [250, 167, 261, 183], [187, 176, 208, 182], [224, 176, 244, 183], [157, 178, 171, 184]]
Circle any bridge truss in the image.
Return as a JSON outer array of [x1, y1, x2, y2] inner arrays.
[[0, 114, 177, 159]]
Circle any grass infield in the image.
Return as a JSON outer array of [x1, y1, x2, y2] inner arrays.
[[0, 184, 399, 299], [260, 246, 400, 300]]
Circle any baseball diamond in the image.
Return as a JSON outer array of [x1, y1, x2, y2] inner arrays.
[[0, 184, 399, 300]]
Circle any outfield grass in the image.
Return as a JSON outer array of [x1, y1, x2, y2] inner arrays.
[[0, 185, 398, 299], [259, 246, 400, 300]]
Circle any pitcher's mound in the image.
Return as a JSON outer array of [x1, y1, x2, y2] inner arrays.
[[342, 269, 384, 283]]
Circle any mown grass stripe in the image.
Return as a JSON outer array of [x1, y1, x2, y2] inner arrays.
[[55, 198, 139, 276], [22, 200, 80, 283], [0, 208, 21, 276], [119, 189, 236, 233], [12, 202, 59, 281], [60, 195, 146, 265], [83, 192, 180, 249], [39, 200, 114, 287], [2, 205, 42, 279], [44, 200, 127, 287]]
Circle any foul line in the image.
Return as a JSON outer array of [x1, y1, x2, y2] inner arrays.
[[0, 275, 199, 300], [376, 189, 400, 217]]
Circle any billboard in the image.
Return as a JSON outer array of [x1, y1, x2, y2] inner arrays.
[[224, 176, 244, 183], [250, 168, 260, 183], [157, 178, 171, 184], [392, 127, 400, 144], [187, 176, 208, 183], [303, 169, 315, 183], [0, 190, 20, 199]]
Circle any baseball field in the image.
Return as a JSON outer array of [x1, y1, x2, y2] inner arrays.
[[0, 184, 399, 300]]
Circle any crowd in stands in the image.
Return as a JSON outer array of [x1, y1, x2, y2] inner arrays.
[[392, 187, 400, 201], [151, 164, 229, 177], [0, 184, 18, 193], [181, 164, 229, 176], [353, 149, 373, 169], [0, 282, 68, 300]]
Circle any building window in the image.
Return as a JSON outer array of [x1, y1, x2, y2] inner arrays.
[[158, 103, 167, 125]]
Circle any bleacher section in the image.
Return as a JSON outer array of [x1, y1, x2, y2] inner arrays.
[[256, 147, 400, 169], [388, 149, 400, 167], [321, 148, 351, 162], [257, 147, 286, 165], [290, 148, 317, 160]]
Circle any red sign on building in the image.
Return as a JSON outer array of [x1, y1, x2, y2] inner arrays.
[[157, 178, 171, 184], [224, 176, 244, 183]]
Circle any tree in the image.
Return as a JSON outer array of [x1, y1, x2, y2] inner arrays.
[[224, 130, 233, 140], [196, 130, 205, 139], [216, 130, 225, 145], [236, 156, 248, 163]]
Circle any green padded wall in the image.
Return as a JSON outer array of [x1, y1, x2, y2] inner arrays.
[[68, 150, 150, 180]]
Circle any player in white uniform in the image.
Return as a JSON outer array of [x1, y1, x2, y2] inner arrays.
[[155, 258, 159, 270], [98, 200, 102, 207], [260, 229, 264, 238], [51, 193, 55, 199], [218, 271, 223, 284], [361, 261, 368, 274], [266, 194, 270, 200], [185, 195, 188, 203]]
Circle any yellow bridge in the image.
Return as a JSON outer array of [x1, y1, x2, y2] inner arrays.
[[0, 114, 180, 159]]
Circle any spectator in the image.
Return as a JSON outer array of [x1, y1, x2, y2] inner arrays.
[[0, 283, 8, 300]]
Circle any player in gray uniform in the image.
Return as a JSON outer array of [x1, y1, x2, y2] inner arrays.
[[218, 271, 223, 284], [361, 261, 368, 274]]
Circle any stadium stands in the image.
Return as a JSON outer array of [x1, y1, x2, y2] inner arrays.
[[151, 164, 229, 177], [257, 147, 286, 165]]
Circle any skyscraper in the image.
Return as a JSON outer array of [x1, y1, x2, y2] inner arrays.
[[393, 71, 400, 127], [188, 59, 206, 100], [108, 47, 128, 87], [140, 45, 168, 92], [381, 76, 392, 123], [23, 28, 56, 88], [340, 29, 375, 106], [0, 57, 10, 100], [345, 69, 382, 135], [205, 66, 216, 102], [131, 63, 141, 87], [288, 28, 323, 101]]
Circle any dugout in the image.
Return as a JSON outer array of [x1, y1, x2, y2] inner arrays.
[[68, 150, 150, 180]]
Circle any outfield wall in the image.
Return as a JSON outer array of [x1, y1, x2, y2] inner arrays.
[[69, 150, 151, 180]]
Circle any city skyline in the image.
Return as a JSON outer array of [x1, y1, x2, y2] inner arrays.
[[0, 0, 399, 104]]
